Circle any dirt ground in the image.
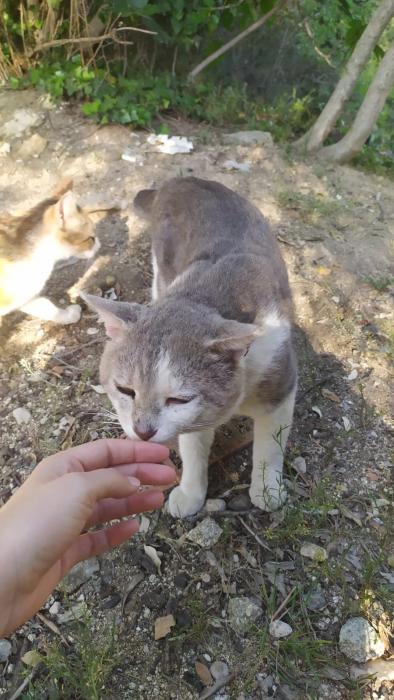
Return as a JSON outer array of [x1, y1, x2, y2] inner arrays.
[[0, 89, 393, 700]]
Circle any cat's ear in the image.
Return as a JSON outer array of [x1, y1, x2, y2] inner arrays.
[[206, 320, 259, 361], [80, 293, 143, 339], [56, 191, 78, 227]]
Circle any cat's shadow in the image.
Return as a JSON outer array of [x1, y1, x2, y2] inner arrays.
[[205, 324, 370, 506]]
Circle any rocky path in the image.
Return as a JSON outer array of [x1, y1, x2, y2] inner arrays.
[[0, 88, 393, 699]]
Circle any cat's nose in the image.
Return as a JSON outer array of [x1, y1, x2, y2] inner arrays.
[[134, 426, 158, 441]]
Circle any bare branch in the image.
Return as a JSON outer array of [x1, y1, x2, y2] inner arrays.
[[188, 0, 288, 81], [30, 25, 156, 55], [296, 0, 394, 151]]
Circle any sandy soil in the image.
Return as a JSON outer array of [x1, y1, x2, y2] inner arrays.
[[0, 88, 393, 700]]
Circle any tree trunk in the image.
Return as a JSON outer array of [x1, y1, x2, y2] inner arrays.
[[296, 0, 394, 152], [317, 42, 394, 163]]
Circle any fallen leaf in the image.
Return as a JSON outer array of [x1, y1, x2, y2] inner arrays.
[[154, 614, 175, 640], [321, 387, 341, 403], [21, 650, 43, 667], [195, 661, 213, 686], [121, 573, 145, 616], [50, 365, 65, 377], [312, 405, 322, 418], [365, 469, 379, 481], [340, 505, 363, 527], [144, 544, 162, 574], [342, 416, 351, 432]]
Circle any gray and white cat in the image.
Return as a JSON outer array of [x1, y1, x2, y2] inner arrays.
[[82, 177, 297, 517]]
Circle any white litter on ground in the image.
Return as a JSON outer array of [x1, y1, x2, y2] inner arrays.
[[147, 134, 193, 154], [222, 159, 251, 172]]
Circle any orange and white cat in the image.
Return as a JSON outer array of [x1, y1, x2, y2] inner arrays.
[[0, 181, 99, 325]]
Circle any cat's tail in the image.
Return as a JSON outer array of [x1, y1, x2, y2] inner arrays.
[[52, 178, 74, 199], [133, 188, 157, 219]]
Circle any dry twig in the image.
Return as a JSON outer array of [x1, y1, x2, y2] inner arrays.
[[271, 585, 297, 619], [30, 25, 156, 55], [238, 515, 271, 551]]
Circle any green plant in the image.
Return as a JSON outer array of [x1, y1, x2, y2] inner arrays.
[[24, 615, 119, 700], [263, 476, 340, 545], [363, 275, 394, 292], [250, 582, 339, 690], [276, 189, 342, 223]]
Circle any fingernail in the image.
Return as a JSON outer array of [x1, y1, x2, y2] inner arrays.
[[128, 477, 140, 488]]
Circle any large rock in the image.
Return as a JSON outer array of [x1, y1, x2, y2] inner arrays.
[[186, 517, 222, 548], [62, 557, 100, 593], [0, 109, 43, 139], [223, 130, 274, 147], [228, 597, 262, 635], [339, 617, 385, 662]]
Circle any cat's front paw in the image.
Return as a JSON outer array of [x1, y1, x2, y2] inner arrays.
[[56, 304, 82, 325], [249, 480, 287, 512], [168, 486, 205, 518]]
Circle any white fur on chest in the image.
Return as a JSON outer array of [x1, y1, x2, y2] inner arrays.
[[239, 309, 291, 413]]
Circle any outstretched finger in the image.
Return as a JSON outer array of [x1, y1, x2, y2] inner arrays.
[[87, 490, 165, 527], [36, 439, 169, 481], [115, 462, 176, 486], [61, 468, 141, 504]]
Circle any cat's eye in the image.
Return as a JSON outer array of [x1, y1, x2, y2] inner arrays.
[[165, 397, 193, 407], [116, 385, 136, 399]]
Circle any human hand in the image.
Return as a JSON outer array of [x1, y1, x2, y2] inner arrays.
[[0, 439, 174, 637]]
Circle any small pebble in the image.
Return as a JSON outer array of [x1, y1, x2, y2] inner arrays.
[[210, 660, 229, 680], [204, 498, 226, 513], [300, 543, 328, 562], [48, 600, 61, 616], [228, 493, 251, 511], [12, 407, 32, 425], [187, 518, 223, 548], [269, 620, 293, 638], [293, 456, 307, 474], [174, 573, 190, 589], [0, 639, 12, 663], [306, 589, 327, 611]]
